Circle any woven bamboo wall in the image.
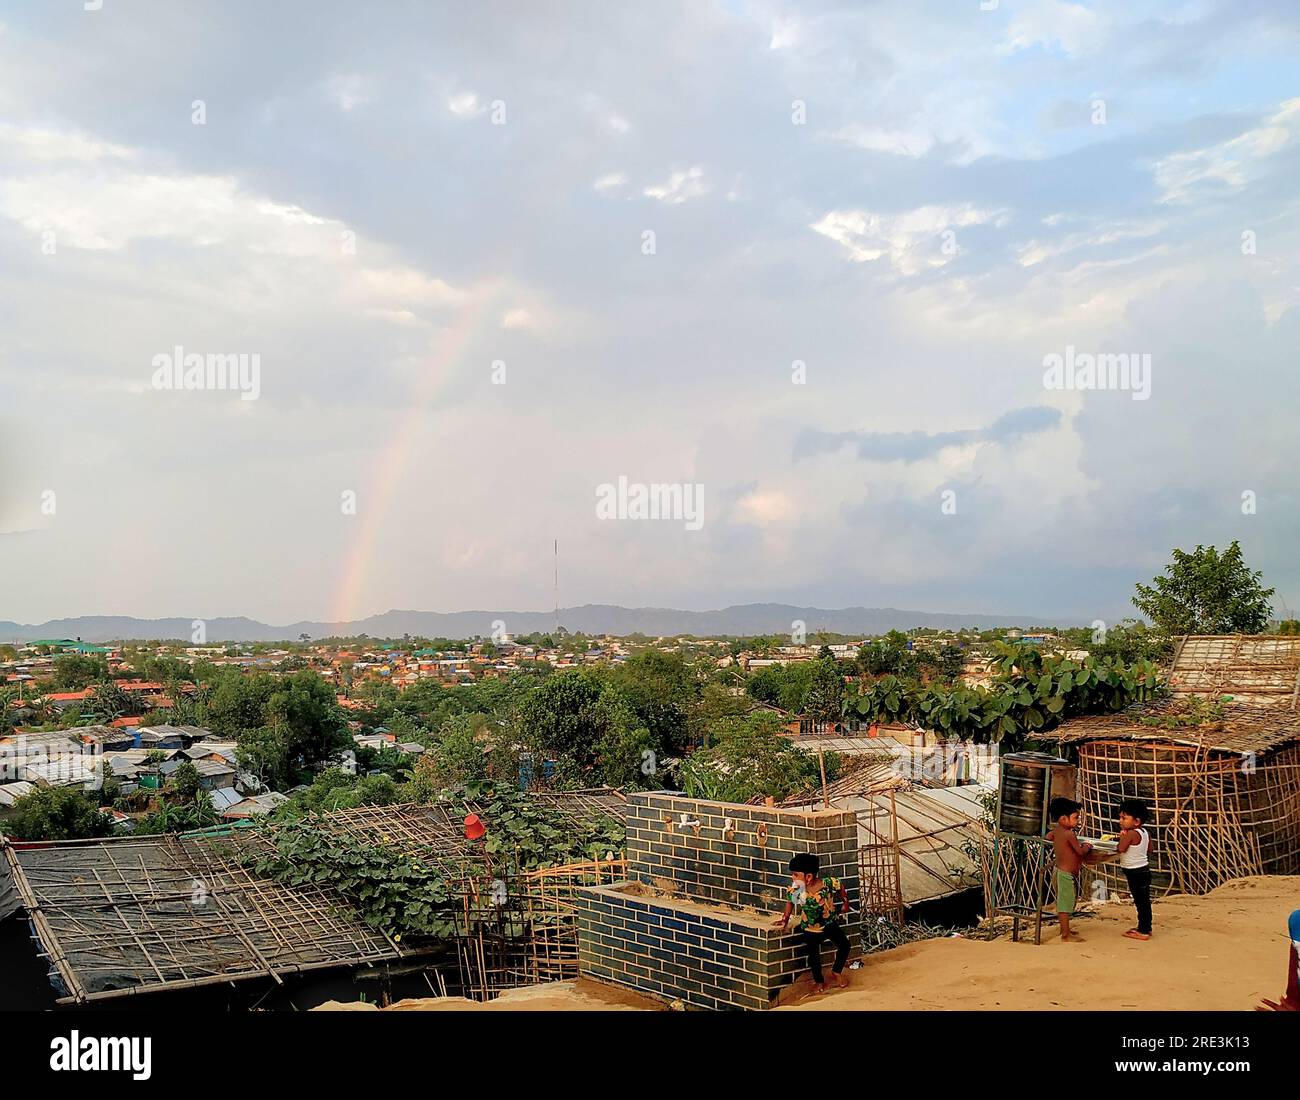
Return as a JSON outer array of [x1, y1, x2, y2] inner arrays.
[[1077, 740, 1300, 898]]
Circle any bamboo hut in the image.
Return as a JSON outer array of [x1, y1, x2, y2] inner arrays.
[[1034, 634, 1300, 897]]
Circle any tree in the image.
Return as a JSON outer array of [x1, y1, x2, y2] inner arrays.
[[236, 726, 292, 789], [87, 680, 137, 722], [418, 713, 490, 789], [52, 654, 109, 690], [518, 669, 654, 786], [938, 644, 966, 682], [609, 649, 699, 755], [265, 670, 350, 769], [1133, 541, 1274, 635], [803, 657, 845, 723], [8, 787, 114, 841], [206, 670, 277, 736], [0, 685, 18, 732], [679, 712, 832, 803], [166, 761, 202, 802], [856, 632, 914, 677]]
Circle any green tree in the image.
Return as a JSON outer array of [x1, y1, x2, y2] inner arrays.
[[680, 711, 831, 803], [206, 670, 277, 736], [419, 713, 491, 789], [52, 654, 109, 690], [236, 726, 291, 789], [86, 680, 138, 722], [1133, 541, 1274, 635], [265, 670, 350, 769], [803, 657, 845, 723], [518, 669, 654, 786], [166, 761, 202, 802], [8, 787, 114, 841], [609, 649, 699, 754]]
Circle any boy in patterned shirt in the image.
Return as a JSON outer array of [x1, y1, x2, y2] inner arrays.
[[774, 853, 851, 992]]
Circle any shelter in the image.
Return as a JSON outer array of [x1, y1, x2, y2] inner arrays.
[[782, 760, 987, 910], [3, 831, 403, 1004], [4, 789, 631, 1005], [1035, 701, 1300, 893], [1168, 634, 1300, 706]]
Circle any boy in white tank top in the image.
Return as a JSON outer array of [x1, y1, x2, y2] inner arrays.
[[1117, 798, 1152, 940]]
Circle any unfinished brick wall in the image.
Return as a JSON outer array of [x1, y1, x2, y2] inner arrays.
[[576, 792, 860, 1009], [621, 792, 859, 910]]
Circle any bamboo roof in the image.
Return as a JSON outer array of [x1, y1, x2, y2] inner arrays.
[[2, 832, 403, 1004], [1, 789, 630, 1005], [1034, 699, 1300, 755], [1168, 634, 1300, 708]]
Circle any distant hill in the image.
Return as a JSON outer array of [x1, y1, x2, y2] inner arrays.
[[0, 604, 1067, 644]]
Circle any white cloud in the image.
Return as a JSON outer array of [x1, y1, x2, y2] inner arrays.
[[734, 489, 795, 526], [592, 172, 627, 193], [1017, 219, 1166, 267], [999, 0, 1110, 57], [324, 73, 375, 112], [448, 91, 481, 118], [769, 19, 800, 51], [833, 124, 934, 159], [811, 204, 1007, 273], [1153, 98, 1300, 204], [0, 123, 133, 163], [644, 165, 708, 204]]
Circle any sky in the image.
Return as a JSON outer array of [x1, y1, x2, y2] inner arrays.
[[1, 0, 1299, 627]]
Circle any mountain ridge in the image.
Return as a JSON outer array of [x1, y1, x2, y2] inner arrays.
[[0, 603, 1069, 643]]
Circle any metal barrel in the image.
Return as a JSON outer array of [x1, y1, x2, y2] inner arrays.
[[998, 751, 1069, 835]]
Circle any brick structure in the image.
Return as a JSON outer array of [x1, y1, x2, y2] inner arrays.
[[576, 792, 859, 1009]]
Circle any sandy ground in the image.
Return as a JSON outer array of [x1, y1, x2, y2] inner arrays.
[[316, 876, 1298, 1012], [785, 875, 1298, 1012], [316, 978, 662, 1011]]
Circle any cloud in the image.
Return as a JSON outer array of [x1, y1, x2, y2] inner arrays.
[[1153, 98, 1300, 204], [832, 124, 935, 159], [999, 0, 1111, 58], [1, 3, 1299, 624], [644, 165, 708, 204], [448, 91, 482, 118], [795, 407, 1063, 464], [810, 204, 1008, 273], [324, 73, 375, 112]]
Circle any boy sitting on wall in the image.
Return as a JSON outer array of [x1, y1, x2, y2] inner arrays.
[[774, 853, 851, 993]]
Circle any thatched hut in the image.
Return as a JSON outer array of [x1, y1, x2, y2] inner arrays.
[[1035, 634, 1300, 896]]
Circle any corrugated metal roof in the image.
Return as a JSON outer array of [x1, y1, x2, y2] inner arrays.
[[208, 787, 243, 810], [0, 780, 36, 807], [784, 783, 989, 905]]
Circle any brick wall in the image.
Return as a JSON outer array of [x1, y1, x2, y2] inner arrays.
[[623, 792, 859, 912], [576, 792, 861, 1009]]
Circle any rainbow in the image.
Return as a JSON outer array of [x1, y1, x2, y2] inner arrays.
[[331, 284, 510, 627]]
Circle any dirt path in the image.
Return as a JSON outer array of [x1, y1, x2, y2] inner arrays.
[[782, 876, 1297, 1011]]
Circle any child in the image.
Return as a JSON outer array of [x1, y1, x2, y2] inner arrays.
[[1047, 796, 1092, 943], [1116, 798, 1152, 940], [774, 853, 851, 992]]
